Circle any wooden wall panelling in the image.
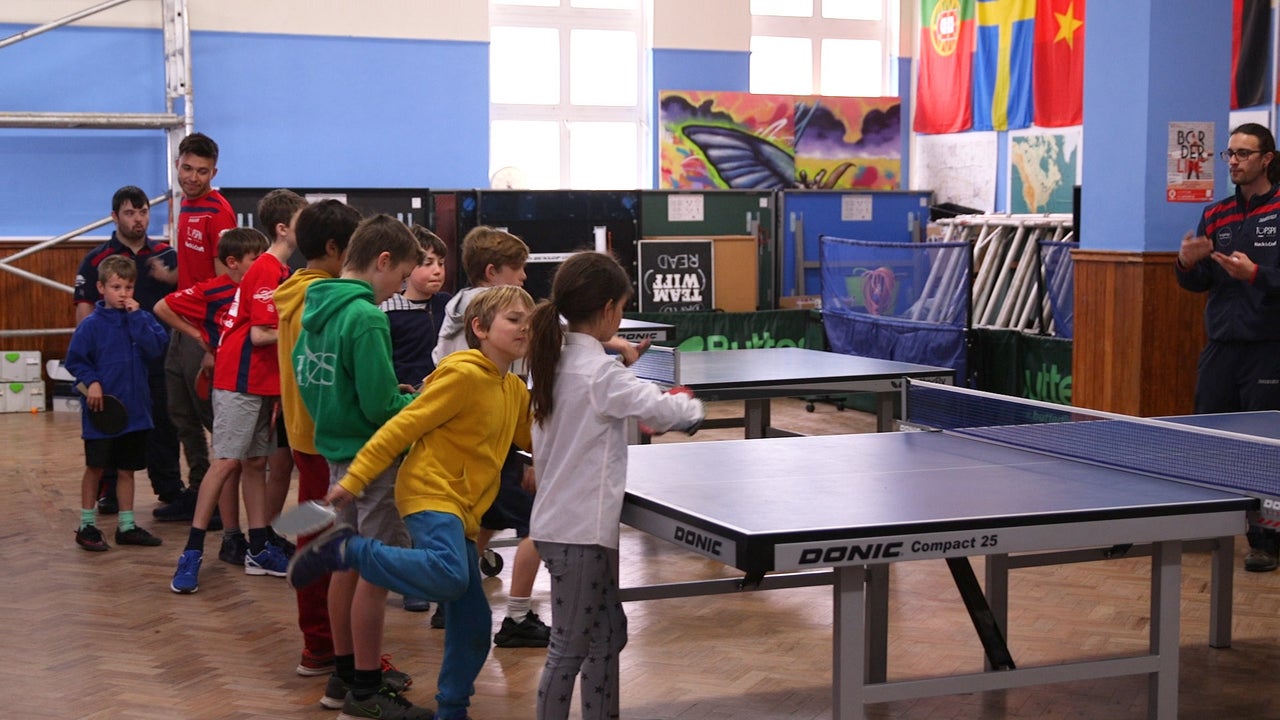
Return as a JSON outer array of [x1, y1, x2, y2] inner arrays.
[[1072, 250, 1205, 417]]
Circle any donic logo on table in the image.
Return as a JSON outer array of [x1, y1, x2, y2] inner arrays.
[[798, 542, 903, 565], [673, 526, 722, 556]]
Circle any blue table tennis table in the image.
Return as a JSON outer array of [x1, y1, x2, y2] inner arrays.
[[618, 383, 1280, 720], [628, 346, 953, 436]]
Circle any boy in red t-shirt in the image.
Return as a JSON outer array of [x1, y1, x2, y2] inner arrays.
[[153, 227, 269, 569], [168, 202, 303, 593]]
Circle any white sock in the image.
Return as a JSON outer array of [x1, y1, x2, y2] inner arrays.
[[507, 596, 531, 620]]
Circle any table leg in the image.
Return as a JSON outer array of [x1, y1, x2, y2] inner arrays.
[[984, 553, 1010, 671], [833, 565, 868, 720], [1208, 535, 1233, 648], [865, 564, 889, 683], [875, 392, 894, 432], [744, 398, 770, 439], [1148, 541, 1181, 720]]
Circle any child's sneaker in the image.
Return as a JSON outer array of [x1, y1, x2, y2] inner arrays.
[[338, 685, 432, 720], [245, 543, 289, 577], [75, 524, 109, 552], [321, 674, 349, 709], [493, 610, 551, 648], [287, 523, 355, 589], [218, 532, 248, 565], [296, 649, 336, 677], [380, 654, 412, 690], [115, 526, 163, 547], [170, 549, 202, 593], [268, 527, 296, 558]]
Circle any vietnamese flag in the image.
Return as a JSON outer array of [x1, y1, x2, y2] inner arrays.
[[1032, 0, 1084, 127], [914, 0, 975, 134]]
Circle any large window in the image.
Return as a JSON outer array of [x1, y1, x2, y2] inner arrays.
[[750, 0, 897, 97], [489, 0, 649, 190]]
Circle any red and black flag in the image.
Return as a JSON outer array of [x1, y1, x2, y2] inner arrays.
[[1232, 0, 1269, 110]]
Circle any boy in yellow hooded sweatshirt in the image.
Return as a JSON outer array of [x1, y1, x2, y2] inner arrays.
[[288, 284, 535, 720]]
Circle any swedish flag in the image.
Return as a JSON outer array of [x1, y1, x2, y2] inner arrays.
[[973, 0, 1035, 130]]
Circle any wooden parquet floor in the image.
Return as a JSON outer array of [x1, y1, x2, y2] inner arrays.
[[3, 399, 1280, 719]]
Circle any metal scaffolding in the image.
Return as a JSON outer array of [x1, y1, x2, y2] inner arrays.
[[0, 0, 192, 338]]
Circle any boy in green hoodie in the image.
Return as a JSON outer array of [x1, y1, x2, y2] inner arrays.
[[292, 214, 425, 718], [288, 285, 536, 720]]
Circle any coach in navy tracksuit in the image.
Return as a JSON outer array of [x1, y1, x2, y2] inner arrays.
[[1176, 122, 1280, 573]]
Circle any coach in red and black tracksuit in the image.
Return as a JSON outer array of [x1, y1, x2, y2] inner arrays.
[[1176, 121, 1280, 573]]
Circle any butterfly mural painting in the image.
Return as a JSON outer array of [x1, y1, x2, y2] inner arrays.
[[660, 91, 901, 191]]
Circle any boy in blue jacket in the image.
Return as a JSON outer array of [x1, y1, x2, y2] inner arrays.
[[66, 255, 171, 551]]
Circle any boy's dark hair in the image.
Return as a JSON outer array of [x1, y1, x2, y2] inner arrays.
[[216, 227, 271, 264], [460, 226, 528, 285], [98, 255, 138, 284], [257, 189, 308, 241], [111, 186, 150, 214], [295, 200, 362, 261], [177, 132, 219, 161], [528, 252, 632, 422], [411, 225, 447, 259], [343, 215, 425, 273], [1231, 122, 1280, 184], [464, 285, 535, 351]]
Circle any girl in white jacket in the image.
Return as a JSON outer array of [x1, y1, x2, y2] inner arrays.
[[526, 251, 704, 720]]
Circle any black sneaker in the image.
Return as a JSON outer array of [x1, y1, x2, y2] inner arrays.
[[430, 604, 445, 629], [152, 489, 195, 522], [115, 526, 163, 547], [268, 528, 296, 559], [75, 524, 109, 552], [339, 685, 432, 720], [97, 494, 119, 515], [493, 611, 550, 648], [1244, 548, 1279, 572], [218, 532, 248, 565]]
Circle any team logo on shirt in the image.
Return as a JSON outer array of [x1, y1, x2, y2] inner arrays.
[[1215, 228, 1233, 253]]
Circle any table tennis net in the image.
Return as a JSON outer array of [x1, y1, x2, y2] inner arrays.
[[629, 346, 677, 385], [904, 381, 1280, 498]]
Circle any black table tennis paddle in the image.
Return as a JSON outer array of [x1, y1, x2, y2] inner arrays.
[[75, 381, 128, 435]]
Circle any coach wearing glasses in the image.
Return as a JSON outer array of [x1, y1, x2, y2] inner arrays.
[[1175, 122, 1280, 573]]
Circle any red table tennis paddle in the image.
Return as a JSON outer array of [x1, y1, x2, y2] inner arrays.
[[75, 381, 128, 435], [639, 385, 696, 436]]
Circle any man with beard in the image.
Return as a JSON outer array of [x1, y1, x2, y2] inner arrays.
[[1176, 122, 1280, 572]]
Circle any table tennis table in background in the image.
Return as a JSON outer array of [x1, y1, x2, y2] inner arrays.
[[618, 382, 1280, 720], [628, 346, 953, 435]]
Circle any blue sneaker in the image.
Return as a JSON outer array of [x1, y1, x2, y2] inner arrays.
[[171, 549, 202, 594], [287, 523, 355, 589], [244, 543, 289, 577]]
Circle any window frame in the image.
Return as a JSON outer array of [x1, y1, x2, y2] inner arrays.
[[489, 1, 651, 189], [750, 0, 898, 98]]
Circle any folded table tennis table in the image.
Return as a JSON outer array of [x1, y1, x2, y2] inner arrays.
[[619, 382, 1278, 720]]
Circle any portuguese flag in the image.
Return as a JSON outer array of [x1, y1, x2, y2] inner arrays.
[[914, 0, 976, 134]]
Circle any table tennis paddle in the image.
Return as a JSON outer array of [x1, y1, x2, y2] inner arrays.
[[639, 386, 697, 436], [195, 370, 212, 401], [272, 500, 337, 536], [75, 381, 128, 435]]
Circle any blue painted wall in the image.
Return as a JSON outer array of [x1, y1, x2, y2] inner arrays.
[[0, 24, 489, 237], [651, 47, 750, 187]]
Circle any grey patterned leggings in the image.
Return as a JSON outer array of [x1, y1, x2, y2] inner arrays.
[[534, 542, 627, 720]]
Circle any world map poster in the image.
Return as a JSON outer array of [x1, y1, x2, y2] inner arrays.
[[1007, 127, 1082, 214]]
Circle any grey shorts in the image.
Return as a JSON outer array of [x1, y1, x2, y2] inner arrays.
[[329, 458, 411, 548], [211, 389, 274, 460]]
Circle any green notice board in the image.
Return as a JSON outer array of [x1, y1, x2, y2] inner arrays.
[[639, 190, 775, 310]]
